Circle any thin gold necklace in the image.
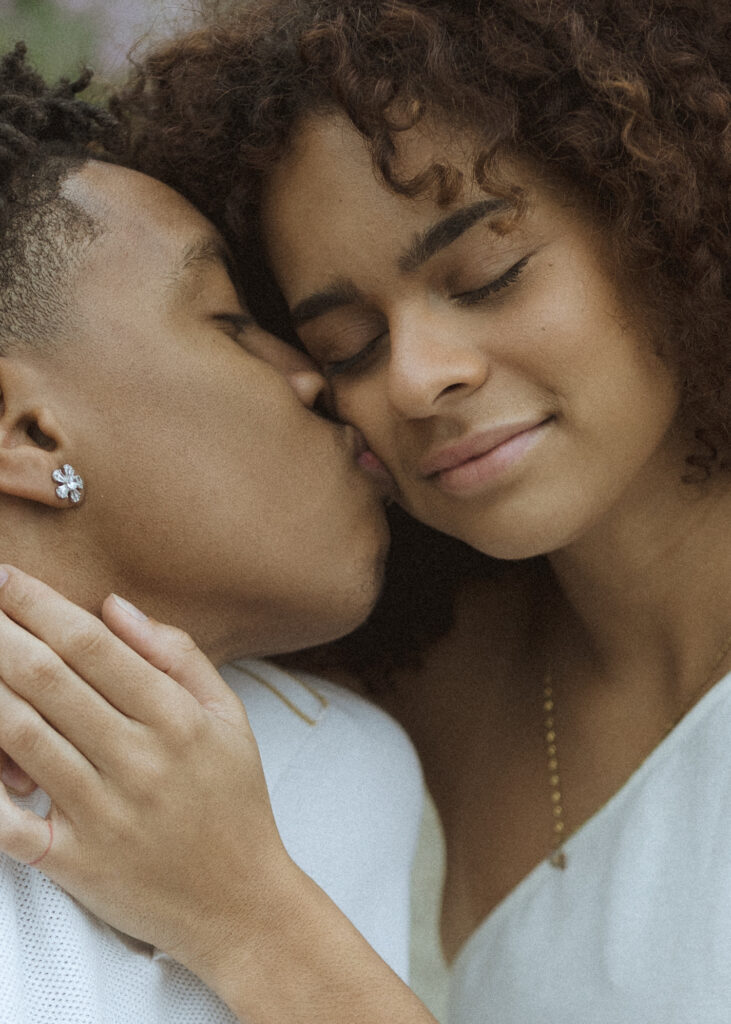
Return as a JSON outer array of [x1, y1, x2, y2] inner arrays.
[[542, 674, 567, 869], [543, 633, 731, 871]]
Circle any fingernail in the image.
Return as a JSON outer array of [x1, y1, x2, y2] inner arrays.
[[111, 594, 148, 621], [0, 567, 9, 587]]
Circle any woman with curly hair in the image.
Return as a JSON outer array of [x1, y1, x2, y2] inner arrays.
[[1, 1, 729, 1021]]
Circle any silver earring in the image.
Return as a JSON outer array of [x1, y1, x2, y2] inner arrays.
[[52, 464, 85, 505]]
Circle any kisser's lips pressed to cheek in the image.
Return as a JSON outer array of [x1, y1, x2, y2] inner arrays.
[[344, 424, 368, 459], [346, 429, 398, 497], [421, 417, 554, 496], [357, 448, 398, 498]]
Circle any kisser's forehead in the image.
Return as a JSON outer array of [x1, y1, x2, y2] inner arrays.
[[63, 161, 213, 245], [61, 160, 230, 293]]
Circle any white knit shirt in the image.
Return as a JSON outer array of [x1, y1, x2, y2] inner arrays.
[[1, 659, 423, 1024]]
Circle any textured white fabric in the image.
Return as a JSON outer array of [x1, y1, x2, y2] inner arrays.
[[449, 670, 731, 1024], [0, 658, 423, 1024]]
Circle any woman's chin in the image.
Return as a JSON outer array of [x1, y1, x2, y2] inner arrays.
[[412, 505, 588, 563]]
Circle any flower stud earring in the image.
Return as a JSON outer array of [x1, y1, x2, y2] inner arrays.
[[52, 464, 85, 505]]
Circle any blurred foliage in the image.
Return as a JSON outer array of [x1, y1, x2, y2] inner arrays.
[[0, 0, 104, 83]]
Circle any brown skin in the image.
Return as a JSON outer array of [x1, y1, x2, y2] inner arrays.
[[0, 117, 727, 1007], [0, 163, 437, 1024], [3, 119, 728, 976], [0, 160, 389, 664], [262, 114, 731, 960], [263, 117, 681, 561]]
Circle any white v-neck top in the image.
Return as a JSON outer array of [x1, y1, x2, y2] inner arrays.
[[0, 659, 423, 1024], [449, 670, 731, 1024]]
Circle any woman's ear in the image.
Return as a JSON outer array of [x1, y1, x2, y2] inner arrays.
[[0, 359, 85, 509]]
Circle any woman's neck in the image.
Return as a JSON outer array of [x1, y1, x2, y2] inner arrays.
[[547, 463, 731, 705]]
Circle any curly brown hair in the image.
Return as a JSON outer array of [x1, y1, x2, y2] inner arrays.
[[114, 0, 730, 684], [118, 0, 730, 468]]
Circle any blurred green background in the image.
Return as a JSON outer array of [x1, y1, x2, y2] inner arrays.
[[1, 0, 99, 80], [0, 0, 190, 83]]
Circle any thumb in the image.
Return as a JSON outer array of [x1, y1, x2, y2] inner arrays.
[[101, 594, 233, 715]]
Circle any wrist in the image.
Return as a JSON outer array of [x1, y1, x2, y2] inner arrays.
[[197, 865, 438, 1024], [165, 848, 303, 994], [202, 863, 333, 1016]]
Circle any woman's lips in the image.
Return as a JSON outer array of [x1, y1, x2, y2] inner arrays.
[[424, 418, 552, 495]]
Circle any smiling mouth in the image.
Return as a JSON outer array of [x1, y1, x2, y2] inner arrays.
[[424, 418, 553, 495]]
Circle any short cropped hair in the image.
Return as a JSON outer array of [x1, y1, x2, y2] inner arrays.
[[0, 43, 121, 352]]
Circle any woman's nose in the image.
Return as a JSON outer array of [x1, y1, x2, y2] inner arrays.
[[386, 313, 489, 419]]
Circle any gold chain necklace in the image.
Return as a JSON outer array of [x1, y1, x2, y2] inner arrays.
[[543, 633, 731, 871], [542, 675, 567, 869]]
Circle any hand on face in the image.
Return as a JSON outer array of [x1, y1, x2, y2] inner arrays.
[[0, 566, 299, 979]]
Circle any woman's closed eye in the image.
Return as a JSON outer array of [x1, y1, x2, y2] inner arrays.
[[321, 331, 388, 379], [451, 255, 531, 306], [299, 314, 389, 380]]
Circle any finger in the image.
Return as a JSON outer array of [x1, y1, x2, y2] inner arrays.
[[0, 566, 184, 724], [102, 594, 242, 719], [0, 606, 132, 768], [0, 751, 37, 797], [0, 784, 57, 867], [0, 676, 96, 807]]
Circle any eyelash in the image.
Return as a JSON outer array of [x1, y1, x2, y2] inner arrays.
[[324, 331, 387, 378], [323, 255, 530, 378], [452, 255, 530, 306], [216, 313, 252, 339]]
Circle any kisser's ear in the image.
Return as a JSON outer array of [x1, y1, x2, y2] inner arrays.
[[0, 358, 85, 509]]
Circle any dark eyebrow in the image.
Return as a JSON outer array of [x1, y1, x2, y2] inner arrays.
[[398, 198, 509, 273], [290, 279, 360, 327]]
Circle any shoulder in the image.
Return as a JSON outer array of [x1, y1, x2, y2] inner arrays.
[[220, 658, 424, 982], [220, 657, 422, 801]]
